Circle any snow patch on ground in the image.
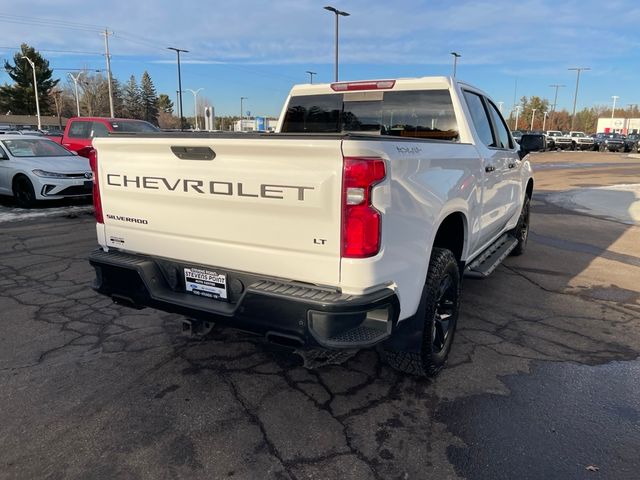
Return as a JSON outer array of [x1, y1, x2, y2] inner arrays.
[[546, 184, 640, 225], [0, 205, 93, 224]]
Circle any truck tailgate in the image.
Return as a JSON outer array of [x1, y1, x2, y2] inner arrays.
[[93, 136, 344, 286]]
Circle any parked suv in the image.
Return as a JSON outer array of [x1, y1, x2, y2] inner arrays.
[[623, 133, 639, 153], [593, 132, 625, 152]]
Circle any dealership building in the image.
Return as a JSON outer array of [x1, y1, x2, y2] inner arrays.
[[233, 117, 278, 132], [596, 117, 640, 135]]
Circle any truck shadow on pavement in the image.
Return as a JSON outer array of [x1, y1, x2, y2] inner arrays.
[[1, 188, 639, 479]]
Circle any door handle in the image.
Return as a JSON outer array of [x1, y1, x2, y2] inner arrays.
[[485, 165, 496, 173]]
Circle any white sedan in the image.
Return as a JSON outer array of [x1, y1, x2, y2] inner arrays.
[[0, 135, 93, 208]]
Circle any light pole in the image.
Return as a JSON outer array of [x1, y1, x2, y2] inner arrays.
[[168, 47, 189, 131], [240, 96, 247, 132], [324, 6, 350, 82], [542, 111, 549, 131], [611, 95, 619, 119], [530, 108, 537, 131], [450, 52, 461, 77], [498, 101, 504, 113], [22, 56, 41, 130], [513, 106, 521, 130], [306, 70, 317, 84], [186, 88, 203, 130], [67, 72, 84, 117], [568, 67, 590, 130]]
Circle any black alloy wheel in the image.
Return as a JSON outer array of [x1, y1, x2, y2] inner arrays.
[[13, 176, 36, 208], [431, 273, 457, 354], [382, 248, 460, 377]]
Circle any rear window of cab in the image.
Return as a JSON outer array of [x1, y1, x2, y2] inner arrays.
[[281, 90, 459, 141]]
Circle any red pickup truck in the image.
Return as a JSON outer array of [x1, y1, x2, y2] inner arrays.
[[58, 117, 159, 156]]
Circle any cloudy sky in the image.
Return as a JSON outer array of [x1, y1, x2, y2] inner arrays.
[[1, 0, 638, 117]]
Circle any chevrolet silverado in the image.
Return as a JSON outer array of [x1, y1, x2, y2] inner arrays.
[[88, 77, 538, 376]]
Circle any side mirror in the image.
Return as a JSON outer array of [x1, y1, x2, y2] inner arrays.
[[519, 134, 546, 158]]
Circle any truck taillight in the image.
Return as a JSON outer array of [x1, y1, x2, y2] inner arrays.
[[341, 157, 386, 258], [87, 148, 103, 224]]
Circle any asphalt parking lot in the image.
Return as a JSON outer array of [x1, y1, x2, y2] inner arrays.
[[1, 151, 639, 480]]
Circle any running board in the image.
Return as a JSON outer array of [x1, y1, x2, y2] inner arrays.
[[464, 234, 518, 279]]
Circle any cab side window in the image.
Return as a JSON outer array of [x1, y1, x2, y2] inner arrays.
[[91, 122, 110, 137], [463, 91, 495, 147], [487, 101, 513, 149], [67, 121, 92, 139]]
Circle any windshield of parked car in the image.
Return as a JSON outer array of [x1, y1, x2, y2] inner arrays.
[[109, 120, 159, 133], [281, 90, 460, 141], [571, 132, 585, 137], [1, 138, 73, 157], [548, 131, 562, 136]]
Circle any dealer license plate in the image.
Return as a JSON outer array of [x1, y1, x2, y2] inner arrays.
[[184, 267, 227, 300]]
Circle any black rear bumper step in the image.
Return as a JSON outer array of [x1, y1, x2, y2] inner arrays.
[[89, 249, 399, 349]]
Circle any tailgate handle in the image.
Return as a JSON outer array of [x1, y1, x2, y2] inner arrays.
[[170, 146, 216, 161]]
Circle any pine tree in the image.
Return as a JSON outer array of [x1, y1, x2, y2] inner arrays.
[[158, 94, 174, 114], [111, 78, 124, 117], [121, 75, 142, 119], [0, 43, 59, 115], [140, 71, 159, 125]]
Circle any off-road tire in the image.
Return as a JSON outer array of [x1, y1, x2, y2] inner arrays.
[[13, 175, 36, 208], [510, 195, 530, 256], [382, 248, 460, 377]]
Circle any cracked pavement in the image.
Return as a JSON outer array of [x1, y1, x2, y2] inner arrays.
[[1, 152, 639, 479]]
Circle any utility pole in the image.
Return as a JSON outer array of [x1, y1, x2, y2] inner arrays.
[[168, 47, 189, 131], [498, 101, 504, 113], [186, 88, 203, 130], [306, 70, 317, 84], [542, 111, 548, 131], [68, 72, 84, 117], [324, 6, 350, 82], [22, 56, 41, 130], [101, 29, 115, 117], [549, 83, 565, 130], [450, 52, 461, 77], [611, 96, 619, 119], [568, 67, 590, 130], [549, 84, 565, 112], [240, 97, 247, 132]]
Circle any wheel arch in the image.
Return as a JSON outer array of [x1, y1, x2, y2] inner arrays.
[[432, 211, 468, 264], [11, 172, 31, 192], [525, 178, 534, 199]]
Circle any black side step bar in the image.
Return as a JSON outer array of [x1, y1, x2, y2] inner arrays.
[[464, 233, 518, 279]]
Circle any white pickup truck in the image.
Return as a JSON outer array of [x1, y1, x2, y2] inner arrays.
[[88, 77, 538, 377]]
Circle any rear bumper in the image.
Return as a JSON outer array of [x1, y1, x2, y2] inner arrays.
[[89, 249, 399, 349]]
